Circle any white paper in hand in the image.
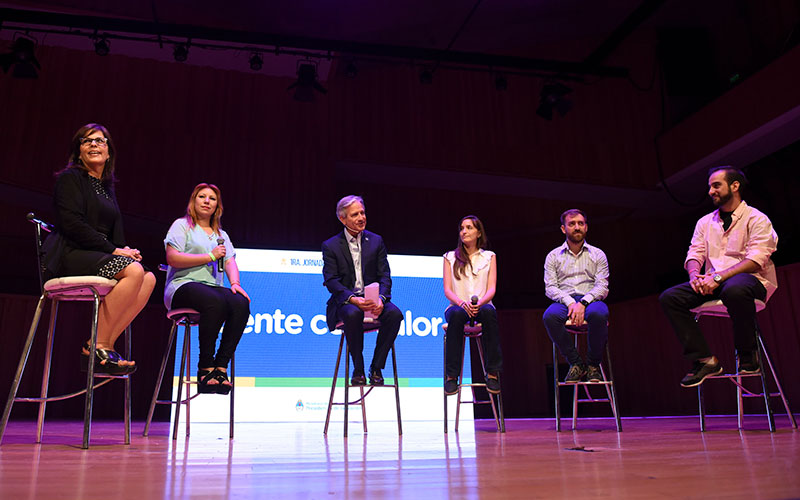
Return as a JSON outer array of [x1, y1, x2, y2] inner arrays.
[[364, 282, 380, 321]]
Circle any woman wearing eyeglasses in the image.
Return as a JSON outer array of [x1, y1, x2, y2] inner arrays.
[[163, 183, 250, 394], [42, 123, 155, 375]]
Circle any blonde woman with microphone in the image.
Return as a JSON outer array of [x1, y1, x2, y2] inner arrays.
[[443, 215, 503, 395], [164, 183, 250, 394]]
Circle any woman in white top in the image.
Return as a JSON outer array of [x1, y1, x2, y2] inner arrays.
[[164, 183, 251, 394], [443, 215, 503, 395]]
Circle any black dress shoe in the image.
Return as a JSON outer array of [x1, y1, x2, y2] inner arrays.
[[369, 369, 384, 386], [444, 378, 459, 395], [351, 372, 367, 386], [485, 375, 501, 394]]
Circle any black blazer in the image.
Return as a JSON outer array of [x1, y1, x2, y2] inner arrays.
[[322, 229, 393, 330], [41, 167, 125, 279]]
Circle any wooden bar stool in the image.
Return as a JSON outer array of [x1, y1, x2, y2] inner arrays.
[[0, 214, 131, 449], [443, 322, 505, 433], [324, 319, 402, 437], [143, 308, 235, 440], [691, 299, 796, 432], [553, 319, 621, 432]]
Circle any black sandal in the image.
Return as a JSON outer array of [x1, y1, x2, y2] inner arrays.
[[197, 368, 232, 394], [211, 369, 233, 395], [197, 368, 218, 394], [80, 341, 136, 375]]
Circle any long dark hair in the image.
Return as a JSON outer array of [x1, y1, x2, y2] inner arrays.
[[59, 123, 117, 186], [185, 183, 224, 234], [452, 215, 488, 280]]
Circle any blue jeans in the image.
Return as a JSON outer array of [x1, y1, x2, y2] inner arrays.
[[542, 295, 609, 366]]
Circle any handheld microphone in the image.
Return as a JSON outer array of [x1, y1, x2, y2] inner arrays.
[[469, 295, 478, 326], [216, 238, 225, 273]]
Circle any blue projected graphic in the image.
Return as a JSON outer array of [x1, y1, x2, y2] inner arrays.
[[173, 250, 469, 386]]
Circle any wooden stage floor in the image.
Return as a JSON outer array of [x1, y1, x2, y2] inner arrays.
[[0, 415, 798, 499]]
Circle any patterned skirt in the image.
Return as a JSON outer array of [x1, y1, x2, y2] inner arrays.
[[60, 248, 136, 279]]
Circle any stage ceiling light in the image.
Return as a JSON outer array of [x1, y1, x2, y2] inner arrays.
[[173, 43, 189, 62], [287, 61, 327, 102], [495, 74, 508, 91], [344, 61, 358, 79], [0, 36, 41, 78], [93, 36, 110, 56], [419, 68, 433, 84], [536, 82, 573, 120], [249, 52, 263, 71]]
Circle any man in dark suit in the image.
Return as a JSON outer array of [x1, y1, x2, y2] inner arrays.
[[322, 195, 403, 386]]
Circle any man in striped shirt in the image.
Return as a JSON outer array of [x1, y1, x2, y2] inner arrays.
[[542, 209, 610, 383]]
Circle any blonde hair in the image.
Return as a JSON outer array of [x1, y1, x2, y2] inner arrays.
[[185, 183, 223, 234]]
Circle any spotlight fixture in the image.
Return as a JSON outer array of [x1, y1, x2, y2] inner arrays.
[[287, 61, 327, 102], [173, 43, 189, 62], [92, 36, 110, 56], [494, 73, 508, 91], [419, 68, 433, 84], [344, 61, 358, 79], [249, 52, 263, 71], [536, 82, 573, 120], [0, 36, 41, 78]]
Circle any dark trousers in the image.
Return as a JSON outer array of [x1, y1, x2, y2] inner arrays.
[[542, 296, 609, 366], [172, 282, 250, 369], [444, 305, 503, 378], [337, 301, 402, 373], [659, 273, 766, 361]]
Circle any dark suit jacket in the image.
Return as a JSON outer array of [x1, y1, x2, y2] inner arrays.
[[322, 229, 393, 330]]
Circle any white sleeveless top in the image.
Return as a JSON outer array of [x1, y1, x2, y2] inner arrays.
[[444, 249, 495, 306]]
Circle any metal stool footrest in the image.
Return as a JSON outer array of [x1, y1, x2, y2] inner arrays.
[[443, 323, 505, 434], [553, 320, 621, 432], [143, 309, 235, 440], [692, 299, 796, 432], [324, 320, 403, 438]]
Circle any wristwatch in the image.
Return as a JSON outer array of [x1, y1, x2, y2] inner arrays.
[[579, 299, 590, 307], [712, 274, 723, 283]]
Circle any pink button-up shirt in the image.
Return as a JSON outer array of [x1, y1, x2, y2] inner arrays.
[[685, 201, 778, 300]]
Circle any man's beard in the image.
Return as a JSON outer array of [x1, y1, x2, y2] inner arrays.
[[567, 231, 585, 244], [712, 190, 732, 207]]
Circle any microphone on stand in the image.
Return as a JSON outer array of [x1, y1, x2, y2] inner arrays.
[[216, 238, 225, 273], [469, 295, 478, 326], [26, 212, 55, 232]]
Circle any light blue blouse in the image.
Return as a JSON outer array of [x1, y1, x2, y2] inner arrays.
[[163, 217, 236, 309]]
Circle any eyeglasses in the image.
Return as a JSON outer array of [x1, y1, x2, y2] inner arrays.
[[79, 137, 108, 147]]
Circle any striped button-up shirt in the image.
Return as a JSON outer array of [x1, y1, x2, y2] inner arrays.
[[544, 241, 609, 306]]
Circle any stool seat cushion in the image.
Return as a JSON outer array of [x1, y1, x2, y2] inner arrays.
[[167, 308, 202, 324], [44, 276, 118, 299], [334, 318, 382, 332], [691, 299, 766, 317], [441, 323, 483, 335]]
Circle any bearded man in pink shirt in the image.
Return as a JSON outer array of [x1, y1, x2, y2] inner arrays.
[[659, 166, 778, 388]]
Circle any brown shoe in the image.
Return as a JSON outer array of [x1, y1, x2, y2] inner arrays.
[[564, 364, 587, 383], [369, 369, 384, 386], [351, 371, 367, 386]]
